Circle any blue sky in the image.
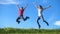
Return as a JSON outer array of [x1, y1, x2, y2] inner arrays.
[[0, 0, 60, 29]]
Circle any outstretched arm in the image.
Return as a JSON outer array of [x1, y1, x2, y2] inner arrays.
[[33, 2, 38, 9], [43, 5, 51, 10], [24, 4, 28, 9], [16, 3, 20, 11]]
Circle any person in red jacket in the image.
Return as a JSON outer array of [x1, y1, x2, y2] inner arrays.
[[16, 4, 29, 24]]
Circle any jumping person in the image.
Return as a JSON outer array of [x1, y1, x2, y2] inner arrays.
[[16, 4, 29, 24], [33, 2, 51, 29]]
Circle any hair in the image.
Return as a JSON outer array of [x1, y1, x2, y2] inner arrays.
[[39, 5, 43, 9], [20, 7, 24, 10], [21, 7, 23, 9]]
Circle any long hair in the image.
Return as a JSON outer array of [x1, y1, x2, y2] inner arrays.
[[39, 5, 43, 9]]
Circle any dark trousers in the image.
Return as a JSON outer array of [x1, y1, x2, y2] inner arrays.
[[16, 15, 29, 24], [37, 15, 49, 29]]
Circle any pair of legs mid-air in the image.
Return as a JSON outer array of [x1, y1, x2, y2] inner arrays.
[[16, 15, 29, 24], [37, 15, 49, 29]]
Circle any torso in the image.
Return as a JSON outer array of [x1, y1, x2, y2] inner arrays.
[[19, 9, 24, 16], [37, 8, 42, 17]]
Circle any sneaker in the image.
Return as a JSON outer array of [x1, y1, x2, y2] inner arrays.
[[39, 25, 41, 29], [26, 17, 29, 19], [47, 23, 49, 26], [24, 17, 29, 21], [16, 21, 20, 24], [44, 21, 49, 26]]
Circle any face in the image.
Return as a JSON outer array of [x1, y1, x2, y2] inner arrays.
[[38, 5, 43, 9], [20, 7, 23, 9], [20, 8, 22, 9]]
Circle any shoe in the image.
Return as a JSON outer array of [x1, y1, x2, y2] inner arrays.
[[26, 17, 29, 19], [17, 21, 20, 24], [47, 23, 49, 26], [24, 17, 29, 21], [39, 25, 41, 29], [44, 21, 49, 26]]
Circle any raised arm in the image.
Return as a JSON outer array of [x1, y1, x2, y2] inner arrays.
[[33, 2, 38, 9], [43, 5, 51, 10], [16, 3, 20, 11], [24, 4, 28, 9]]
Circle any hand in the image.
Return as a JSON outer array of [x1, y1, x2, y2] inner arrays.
[[16, 2, 18, 6], [16, 3, 18, 6], [48, 5, 51, 8]]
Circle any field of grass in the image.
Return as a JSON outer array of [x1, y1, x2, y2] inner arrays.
[[0, 28, 60, 34]]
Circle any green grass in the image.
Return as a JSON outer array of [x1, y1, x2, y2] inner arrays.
[[0, 28, 60, 34]]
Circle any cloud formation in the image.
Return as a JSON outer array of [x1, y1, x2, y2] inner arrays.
[[0, 0, 23, 4], [54, 21, 60, 26], [0, 0, 16, 4]]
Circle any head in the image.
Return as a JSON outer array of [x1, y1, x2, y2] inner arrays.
[[38, 5, 43, 9], [20, 7, 23, 9]]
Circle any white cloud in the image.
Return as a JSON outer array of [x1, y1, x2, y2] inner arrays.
[[0, 0, 23, 4], [0, 0, 15, 4], [54, 21, 60, 26]]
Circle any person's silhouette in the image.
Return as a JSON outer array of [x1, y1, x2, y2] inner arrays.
[[33, 2, 51, 29], [16, 4, 29, 24]]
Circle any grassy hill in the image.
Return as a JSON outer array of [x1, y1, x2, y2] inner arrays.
[[0, 28, 60, 34]]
